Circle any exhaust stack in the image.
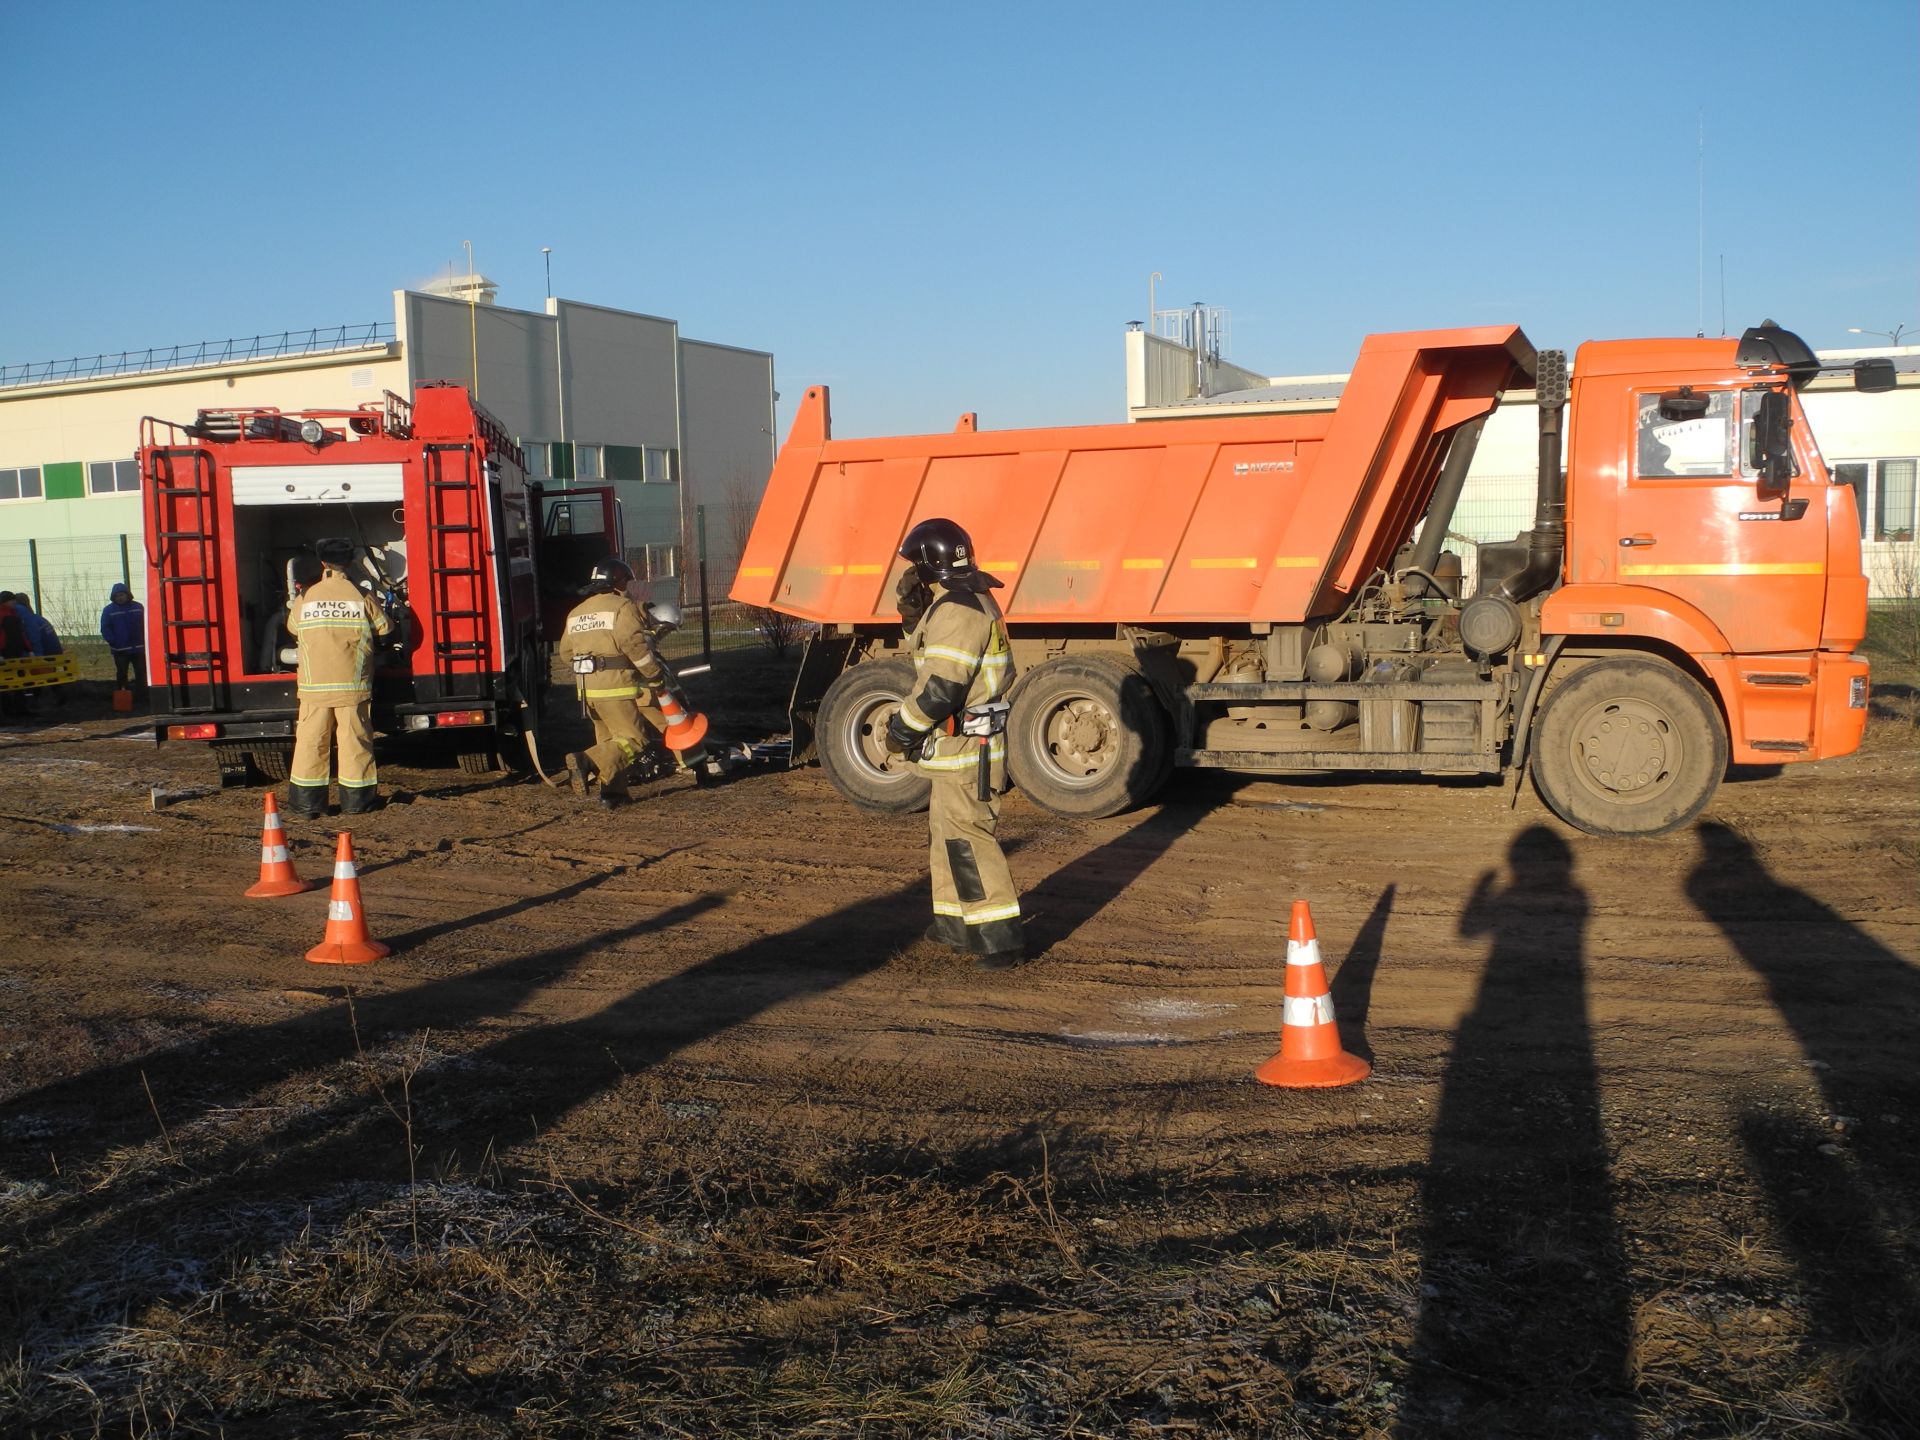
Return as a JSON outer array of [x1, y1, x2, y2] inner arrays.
[[1494, 348, 1569, 604]]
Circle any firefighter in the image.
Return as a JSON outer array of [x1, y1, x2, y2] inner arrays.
[[286, 538, 392, 818], [559, 557, 674, 808], [634, 597, 712, 778], [883, 517, 1025, 969]]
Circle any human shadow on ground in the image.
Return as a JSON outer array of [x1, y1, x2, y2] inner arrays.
[[3, 873, 934, 1413], [1328, 883, 1393, 1064], [1398, 826, 1637, 1440], [1018, 799, 1211, 955], [1687, 822, 1920, 1431], [0, 851, 696, 1175]]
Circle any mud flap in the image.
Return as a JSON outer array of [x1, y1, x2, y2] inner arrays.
[[787, 632, 858, 766]]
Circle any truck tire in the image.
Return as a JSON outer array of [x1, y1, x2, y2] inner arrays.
[[1530, 656, 1727, 837], [457, 748, 500, 776], [1008, 654, 1169, 819], [248, 745, 291, 781], [816, 657, 931, 815]]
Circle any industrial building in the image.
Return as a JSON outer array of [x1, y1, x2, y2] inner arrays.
[[0, 284, 775, 633], [1125, 316, 1920, 599]]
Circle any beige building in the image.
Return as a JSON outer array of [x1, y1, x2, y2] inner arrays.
[[0, 287, 775, 632], [1125, 325, 1920, 600]]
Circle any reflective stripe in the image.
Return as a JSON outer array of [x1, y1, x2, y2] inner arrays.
[[1121, 557, 1165, 570], [739, 566, 775, 578], [1621, 561, 1824, 576], [328, 900, 355, 922], [923, 645, 983, 666], [964, 902, 1023, 924], [1048, 559, 1102, 570], [584, 684, 642, 699], [290, 772, 332, 786], [982, 560, 1021, 570], [333, 861, 356, 879], [918, 740, 1005, 771], [1191, 556, 1258, 569], [898, 702, 936, 733], [298, 681, 371, 693], [262, 845, 288, 864], [932, 900, 966, 916], [1272, 556, 1321, 569], [1283, 993, 1336, 1027], [1285, 938, 1324, 967], [337, 776, 377, 789]]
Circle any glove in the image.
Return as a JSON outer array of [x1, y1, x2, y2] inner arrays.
[[896, 571, 932, 630], [883, 710, 925, 762]]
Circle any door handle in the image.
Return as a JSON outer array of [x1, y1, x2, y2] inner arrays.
[[1619, 534, 1656, 548]]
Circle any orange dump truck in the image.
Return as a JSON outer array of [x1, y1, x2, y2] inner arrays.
[[733, 323, 1884, 836]]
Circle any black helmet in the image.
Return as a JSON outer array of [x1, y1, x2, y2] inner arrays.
[[316, 537, 357, 569], [588, 556, 635, 593], [899, 517, 976, 583]]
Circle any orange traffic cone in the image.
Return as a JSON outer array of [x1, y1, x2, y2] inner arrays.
[[245, 791, 316, 898], [655, 688, 709, 751], [305, 832, 390, 966], [1254, 899, 1371, 1088]]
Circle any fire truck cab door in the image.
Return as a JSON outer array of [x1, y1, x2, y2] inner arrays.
[[533, 485, 625, 640]]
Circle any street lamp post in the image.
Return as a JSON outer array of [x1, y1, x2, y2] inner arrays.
[[1849, 325, 1911, 345], [542, 246, 552, 301]]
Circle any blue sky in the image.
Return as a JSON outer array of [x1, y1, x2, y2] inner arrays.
[[2, 1, 1914, 438]]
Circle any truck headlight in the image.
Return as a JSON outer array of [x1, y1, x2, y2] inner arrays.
[[298, 419, 327, 445]]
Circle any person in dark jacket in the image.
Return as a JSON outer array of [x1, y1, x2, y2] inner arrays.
[[99, 584, 147, 700], [3, 593, 64, 711], [0, 593, 28, 721]]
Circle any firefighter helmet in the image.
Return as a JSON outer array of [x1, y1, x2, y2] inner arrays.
[[588, 556, 634, 593], [316, 537, 357, 569], [645, 599, 683, 635], [898, 517, 976, 582]]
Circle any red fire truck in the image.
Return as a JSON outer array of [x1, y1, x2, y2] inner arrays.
[[138, 383, 621, 782]]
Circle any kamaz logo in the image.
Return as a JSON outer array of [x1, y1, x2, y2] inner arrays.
[[1233, 460, 1295, 475]]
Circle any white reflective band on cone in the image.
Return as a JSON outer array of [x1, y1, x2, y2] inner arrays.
[[263, 845, 288, 864], [1283, 993, 1336, 1027], [1286, 937, 1324, 967], [328, 900, 355, 922], [334, 862, 356, 879]]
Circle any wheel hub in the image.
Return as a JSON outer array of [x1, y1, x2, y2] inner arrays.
[[1045, 697, 1116, 778], [1576, 701, 1671, 794]]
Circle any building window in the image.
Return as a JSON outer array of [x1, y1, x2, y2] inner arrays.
[[644, 446, 677, 483], [646, 542, 678, 580], [88, 459, 140, 495], [0, 466, 43, 502], [521, 440, 549, 479], [575, 444, 603, 483], [1878, 459, 1917, 542], [1833, 458, 1919, 542]]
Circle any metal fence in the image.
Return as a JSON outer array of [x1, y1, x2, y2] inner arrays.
[[0, 534, 140, 637], [0, 322, 395, 390]]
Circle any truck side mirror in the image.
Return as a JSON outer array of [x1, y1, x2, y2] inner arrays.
[[1854, 357, 1898, 393], [1750, 391, 1796, 498]]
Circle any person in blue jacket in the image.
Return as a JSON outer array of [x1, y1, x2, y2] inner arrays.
[[9, 594, 61, 656], [99, 583, 147, 700]]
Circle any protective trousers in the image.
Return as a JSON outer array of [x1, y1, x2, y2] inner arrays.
[[585, 696, 656, 795], [927, 762, 1022, 956], [289, 698, 375, 812]]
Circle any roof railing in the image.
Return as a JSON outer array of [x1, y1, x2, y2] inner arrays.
[[0, 322, 397, 390]]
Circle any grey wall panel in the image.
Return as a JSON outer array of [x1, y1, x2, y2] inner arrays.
[[402, 292, 560, 442], [678, 339, 774, 578], [559, 303, 678, 448]]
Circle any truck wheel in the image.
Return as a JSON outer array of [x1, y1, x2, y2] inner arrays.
[[1008, 655, 1169, 819], [1530, 657, 1727, 837], [816, 657, 931, 814], [457, 748, 500, 776], [249, 745, 291, 782]]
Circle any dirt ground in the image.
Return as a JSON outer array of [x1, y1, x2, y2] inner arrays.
[[2, 651, 1916, 1439]]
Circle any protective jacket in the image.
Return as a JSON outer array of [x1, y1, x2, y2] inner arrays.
[[99, 600, 145, 653], [897, 584, 1014, 775], [287, 570, 392, 704], [558, 592, 670, 700]]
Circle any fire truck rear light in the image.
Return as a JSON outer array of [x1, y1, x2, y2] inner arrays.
[[168, 724, 220, 740], [432, 710, 487, 727]]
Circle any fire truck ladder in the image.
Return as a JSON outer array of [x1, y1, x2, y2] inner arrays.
[[423, 443, 493, 701], [146, 446, 228, 713]]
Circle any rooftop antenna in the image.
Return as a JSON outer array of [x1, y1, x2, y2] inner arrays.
[[1718, 254, 1727, 337]]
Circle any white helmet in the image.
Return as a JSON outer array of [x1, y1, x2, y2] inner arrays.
[[645, 599, 683, 635]]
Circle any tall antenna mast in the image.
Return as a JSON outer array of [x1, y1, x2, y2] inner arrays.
[[1696, 116, 1706, 337], [1719, 254, 1727, 337]]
